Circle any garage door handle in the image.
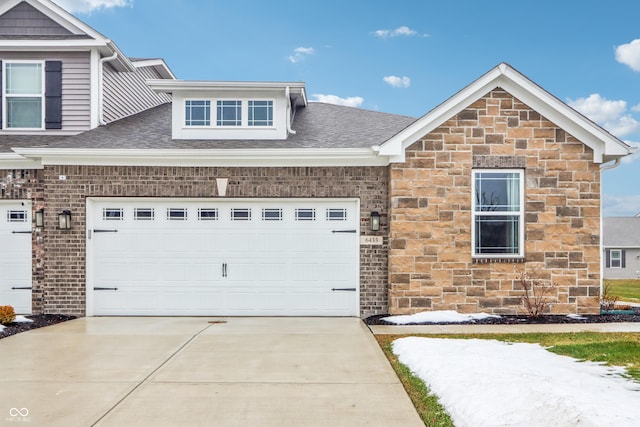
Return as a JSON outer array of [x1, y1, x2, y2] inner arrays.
[[94, 287, 118, 291], [222, 263, 227, 278], [11, 231, 32, 234], [93, 229, 119, 233], [11, 287, 32, 290], [332, 229, 356, 233], [332, 288, 356, 292]]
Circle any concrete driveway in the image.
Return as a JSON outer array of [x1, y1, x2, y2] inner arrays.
[[0, 317, 422, 426]]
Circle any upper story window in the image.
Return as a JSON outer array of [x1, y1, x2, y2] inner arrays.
[[184, 99, 274, 128], [217, 100, 242, 126], [472, 169, 524, 258], [185, 100, 210, 126], [3, 61, 44, 129], [248, 100, 273, 126]]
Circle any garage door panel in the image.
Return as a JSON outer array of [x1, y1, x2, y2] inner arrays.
[[89, 199, 359, 316], [0, 202, 32, 314]]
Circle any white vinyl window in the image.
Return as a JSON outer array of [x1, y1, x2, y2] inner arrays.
[[610, 250, 623, 268], [248, 100, 273, 126], [7, 210, 27, 222], [217, 100, 242, 126], [472, 170, 524, 257], [185, 100, 210, 126], [3, 61, 44, 129]]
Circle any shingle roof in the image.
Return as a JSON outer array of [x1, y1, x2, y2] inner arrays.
[[603, 217, 640, 247], [1, 102, 416, 151]]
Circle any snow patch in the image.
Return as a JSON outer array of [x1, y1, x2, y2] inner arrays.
[[393, 338, 640, 427], [382, 310, 501, 325], [14, 316, 33, 323], [566, 314, 587, 320]]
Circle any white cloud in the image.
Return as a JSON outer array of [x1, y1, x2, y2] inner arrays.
[[632, 104, 640, 113], [373, 26, 425, 39], [568, 94, 640, 138], [53, 0, 132, 14], [603, 193, 640, 217], [383, 75, 411, 88], [288, 47, 314, 63], [310, 94, 364, 108], [615, 39, 640, 72]]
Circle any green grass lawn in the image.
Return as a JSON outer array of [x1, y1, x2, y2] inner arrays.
[[604, 279, 640, 302], [376, 332, 640, 426]]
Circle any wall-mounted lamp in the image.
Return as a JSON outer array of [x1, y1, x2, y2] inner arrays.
[[35, 208, 44, 228], [58, 210, 72, 230], [370, 211, 381, 232]]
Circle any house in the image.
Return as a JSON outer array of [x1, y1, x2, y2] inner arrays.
[[0, 0, 634, 318], [603, 217, 640, 279]]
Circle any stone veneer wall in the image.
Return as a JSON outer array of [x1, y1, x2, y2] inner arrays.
[[0, 169, 45, 313], [388, 89, 601, 315], [38, 165, 389, 317]]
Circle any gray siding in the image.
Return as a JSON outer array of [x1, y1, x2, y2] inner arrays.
[[103, 64, 171, 124], [0, 2, 74, 37], [0, 51, 91, 132], [603, 248, 640, 279]]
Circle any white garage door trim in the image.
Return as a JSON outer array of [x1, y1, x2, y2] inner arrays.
[[0, 200, 32, 314], [86, 198, 360, 317]]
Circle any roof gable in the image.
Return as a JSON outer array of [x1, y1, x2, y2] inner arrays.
[[0, 2, 74, 37], [378, 63, 634, 164], [0, 0, 133, 71]]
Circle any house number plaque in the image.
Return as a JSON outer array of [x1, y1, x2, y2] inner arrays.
[[360, 236, 383, 245]]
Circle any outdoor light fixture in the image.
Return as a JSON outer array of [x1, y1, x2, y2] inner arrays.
[[58, 210, 72, 230], [370, 211, 381, 231], [35, 208, 44, 228]]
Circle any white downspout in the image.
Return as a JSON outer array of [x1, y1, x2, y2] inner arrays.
[[98, 49, 118, 126], [285, 86, 297, 135], [599, 158, 622, 307]]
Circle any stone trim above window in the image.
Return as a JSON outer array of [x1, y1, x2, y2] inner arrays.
[[473, 155, 526, 169]]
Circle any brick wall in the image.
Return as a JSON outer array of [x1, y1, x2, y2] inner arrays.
[[388, 89, 601, 315], [41, 165, 389, 317], [1, 169, 45, 313]]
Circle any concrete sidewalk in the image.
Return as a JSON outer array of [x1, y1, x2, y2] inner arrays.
[[0, 317, 422, 427], [370, 321, 640, 335]]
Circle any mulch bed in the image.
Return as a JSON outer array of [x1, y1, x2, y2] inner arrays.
[[0, 314, 76, 340], [365, 312, 640, 326]]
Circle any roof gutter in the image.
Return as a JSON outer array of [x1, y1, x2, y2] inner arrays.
[[285, 86, 297, 135], [598, 157, 623, 305], [98, 49, 119, 126]]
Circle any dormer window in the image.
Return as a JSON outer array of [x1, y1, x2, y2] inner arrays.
[[217, 100, 242, 126], [184, 99, 274, 128], [3, 61, 44, 129]]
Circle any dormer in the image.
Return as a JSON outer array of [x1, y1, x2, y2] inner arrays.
[[147, 80, 307, 140]]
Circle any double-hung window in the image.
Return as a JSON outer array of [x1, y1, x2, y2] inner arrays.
[[3, 61, 44, 129], [608, 249, 624, 269], [472, 170, 524, 257]]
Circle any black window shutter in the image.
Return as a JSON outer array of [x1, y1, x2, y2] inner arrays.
[[622, 250, 626, 268], [605, 250, 611, 268], [0, 60, 3, 129], [45, 61, 62, 129]]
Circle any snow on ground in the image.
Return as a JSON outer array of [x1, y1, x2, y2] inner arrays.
[[0, 316, 32, 334], [393, 337, 640, 427], [382, 310, 501, 324]]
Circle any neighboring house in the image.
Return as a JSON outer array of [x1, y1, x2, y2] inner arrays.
[[603, 217, 640, 279], [0, 0, 634, 318]]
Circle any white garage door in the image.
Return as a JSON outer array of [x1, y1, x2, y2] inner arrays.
[[87, 198, 359, 316], [0, 201, 32, 314]]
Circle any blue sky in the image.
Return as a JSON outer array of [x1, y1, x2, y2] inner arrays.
[[55, 0, 640, 216]]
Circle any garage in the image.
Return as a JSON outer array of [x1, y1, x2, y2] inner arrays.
[[86, 198, 360, 316], [0, 200, 32, 314]]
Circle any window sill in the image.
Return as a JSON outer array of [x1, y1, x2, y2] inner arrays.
[[472, 257, 526, 264]]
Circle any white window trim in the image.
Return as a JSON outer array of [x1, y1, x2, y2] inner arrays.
[[183, 98, 276, 129], [471, 169, 525, 258], [2, 60, 46, 130], [610, 249, 623, 269]]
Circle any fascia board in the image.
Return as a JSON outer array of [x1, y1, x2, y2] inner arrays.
[[0, 40, 108, 50], [0, 153, 43, 169], [147, 80, 306, 93], [12, 148, 389, 167]]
